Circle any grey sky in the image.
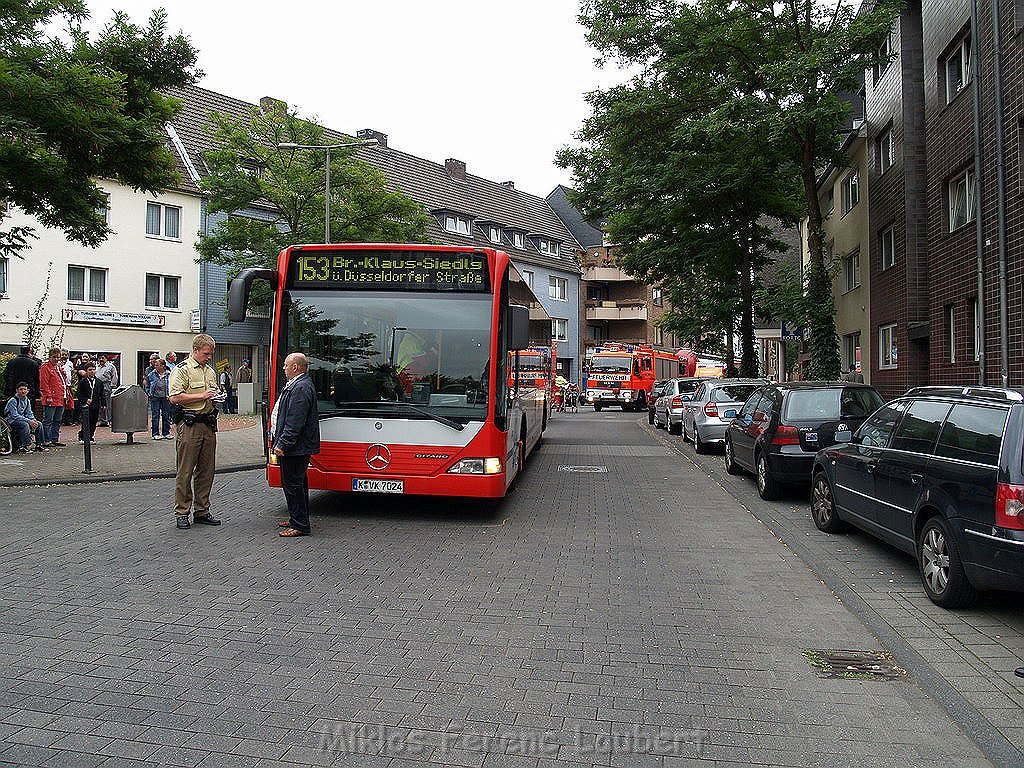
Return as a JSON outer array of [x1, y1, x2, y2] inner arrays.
[[85, 0, 624, 197]]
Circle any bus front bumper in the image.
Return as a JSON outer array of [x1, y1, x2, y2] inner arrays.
[[267, 463, 509, 498]]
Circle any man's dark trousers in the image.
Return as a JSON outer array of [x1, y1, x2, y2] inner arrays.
[[280, 454, 312, 534]]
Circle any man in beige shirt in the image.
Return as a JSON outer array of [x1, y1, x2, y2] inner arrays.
[[168, 334, 223, 530]]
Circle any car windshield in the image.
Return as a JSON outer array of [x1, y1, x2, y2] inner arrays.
[[590, 356, 632, 373], [713, 384, 760, 403], [652, 382, 669, 397], [285, 290, 492, 422]]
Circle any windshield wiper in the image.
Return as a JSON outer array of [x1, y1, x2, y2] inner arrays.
[[329, 401, 465, 431]]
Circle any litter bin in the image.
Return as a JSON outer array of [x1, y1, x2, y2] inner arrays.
[[110, 384, 150, 443]]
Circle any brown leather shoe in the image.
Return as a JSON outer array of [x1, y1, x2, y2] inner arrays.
[[278, 528, 309, 537]]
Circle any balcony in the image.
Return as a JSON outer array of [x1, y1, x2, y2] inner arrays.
[[583, 264, 634, 282], [585, 300, 647, 322]]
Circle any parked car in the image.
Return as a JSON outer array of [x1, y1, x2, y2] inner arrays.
[[654, 378, 707, 434], [723, 381, 883, 500], [682, 379, 769, 454], [811, 386, 1024, 608], [648, 379, 670, 425]]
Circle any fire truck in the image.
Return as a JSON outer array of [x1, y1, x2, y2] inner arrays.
[[585, 344, 682, 412], [677, 348, 727, 378]]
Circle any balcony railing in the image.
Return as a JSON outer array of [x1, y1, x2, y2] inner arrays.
[[583, 264, 634, 282], [585, 301, 647, 322]]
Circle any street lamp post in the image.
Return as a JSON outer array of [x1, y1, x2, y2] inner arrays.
[[277, 138, 378, 242]]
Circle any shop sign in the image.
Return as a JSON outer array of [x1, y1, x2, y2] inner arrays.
[[63, 308, 165, 327]]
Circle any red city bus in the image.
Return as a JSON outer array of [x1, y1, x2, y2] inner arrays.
[[228, 244, 551, 498], [584, 343, 681, 412]]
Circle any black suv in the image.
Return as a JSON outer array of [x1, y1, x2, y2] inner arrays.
[[811, 386, 1024, 608], [724, 382, 883, 500]]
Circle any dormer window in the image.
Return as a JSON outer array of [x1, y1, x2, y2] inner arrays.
[[443, 213, 472, 236], [488, 225, 502, 244], [535, 237, 560, 256], [506, 230, 524, 249]]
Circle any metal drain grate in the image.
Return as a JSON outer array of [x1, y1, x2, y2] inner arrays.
[[802, 649, 907, 681], [556, 465, 608, 473]]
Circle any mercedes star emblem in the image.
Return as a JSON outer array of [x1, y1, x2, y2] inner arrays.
[[365, 444, 391, 471]]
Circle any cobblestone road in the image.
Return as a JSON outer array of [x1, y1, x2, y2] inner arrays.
[[0, 411, 997, 767]]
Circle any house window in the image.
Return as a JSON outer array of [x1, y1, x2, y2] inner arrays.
[[842, 250, 860, 292], [944, 33, 972, 104], [586, 285, 603, 301], [443, 214, 471, 236], [146, 201, 181, 239], [507, 231, 524, 248], [823, 186, 834, 216], [488, 225, 502, 244], [549, 276, 568, 301], [878, 125, 894, 173], [586, 325, 606, 341], [879, 323, 898, 369], [840, 168, 860, 215], [875, 26, 895, 80], [880, 226, 896, 269], [0, 257, 7, 295], [654, 326, 664, 345], [653, 287, 663, 306], [95, 193, 110, 224], [537, 238, 560, 256], [145, 274, 180, 310], [521, 270, 534, 289], [68, 266, 107, 304], [969, 296, 981, 361], [843, 332, 861, 372], [948, 167, 976, 231], [552, 318, 568, 342], [945, 304, 956, 363]]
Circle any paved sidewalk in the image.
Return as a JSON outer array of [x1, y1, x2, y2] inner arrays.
[[0, 410, 997, 767], [0, 417, 265, 487]]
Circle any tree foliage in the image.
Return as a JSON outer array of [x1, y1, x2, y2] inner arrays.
[[0, 1, 201, 255], [564, 0, 901, 379], [197, 105, 432, 281]]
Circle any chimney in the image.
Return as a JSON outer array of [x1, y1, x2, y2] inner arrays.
[[501, 180, 515, 189], [445, 158, 467, 181], [259, 96, 287, 114], [357, 128, 388, 148]]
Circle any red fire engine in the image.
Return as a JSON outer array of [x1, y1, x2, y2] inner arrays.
[[584, 344, 682, 412]]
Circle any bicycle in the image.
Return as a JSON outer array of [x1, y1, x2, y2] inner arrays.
[[0, 418, 13, 456]]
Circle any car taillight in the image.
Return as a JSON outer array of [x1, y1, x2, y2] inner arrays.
[[996, 483, 1024, 530], [704, 402, 719, 417], [671, 397, 682, 407], [771, 425, 801, 445]]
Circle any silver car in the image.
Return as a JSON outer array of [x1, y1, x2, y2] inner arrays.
[[653, 377, 707, 434], [682, 379, 769, 452]]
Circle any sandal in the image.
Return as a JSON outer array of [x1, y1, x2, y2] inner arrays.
[[278, 527, 309, 537], [278, 521, 291, 527]]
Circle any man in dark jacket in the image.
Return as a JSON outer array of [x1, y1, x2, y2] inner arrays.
[[75, 362, 104, 443], [271, 352, 320, 537], [4, 347, 39, 399]]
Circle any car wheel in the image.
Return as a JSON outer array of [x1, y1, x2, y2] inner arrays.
[[811, 472, 845, 533], [681, 420, 690, 443], [648, 409, 654, 425], [756, 453, 780, 500], [594, 404, 603, 412], [694, 427, 710, 454], [724, 438, 743, 475], [918, 516, 980, 608], [668, 417, 681, 435]]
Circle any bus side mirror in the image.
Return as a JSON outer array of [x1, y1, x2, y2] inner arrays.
[[228, 268, 277, 323], [508, 305, 529, 351]]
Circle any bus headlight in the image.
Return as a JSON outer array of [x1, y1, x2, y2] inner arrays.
[[448, 458, 503, 475]]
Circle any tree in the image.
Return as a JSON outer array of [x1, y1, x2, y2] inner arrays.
[[0, 2, 201, 257], [197, 105, 432, 284], [569, 0, 901, 379]]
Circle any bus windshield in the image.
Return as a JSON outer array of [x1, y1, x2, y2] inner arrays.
[[286, 291, 492, 422], [590, 356, 632, 373]]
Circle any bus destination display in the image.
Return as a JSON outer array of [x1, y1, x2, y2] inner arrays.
[[290, 250, 490, 292]]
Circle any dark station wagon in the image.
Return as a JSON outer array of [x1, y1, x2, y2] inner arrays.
[[724, 382, 884, 500], [811, 386, 1024, 608]]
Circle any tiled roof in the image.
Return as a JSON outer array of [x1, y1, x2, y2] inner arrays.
[[545, 185, 604, 248], [163, 84, 582, 273]]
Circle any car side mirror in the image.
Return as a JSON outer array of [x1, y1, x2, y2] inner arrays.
[[834, 429, 853, 444], [742, 413, 753, 425], [723, 408, 738, 419]]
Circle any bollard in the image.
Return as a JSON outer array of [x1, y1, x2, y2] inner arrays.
[[82, 402, 94, 474]]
